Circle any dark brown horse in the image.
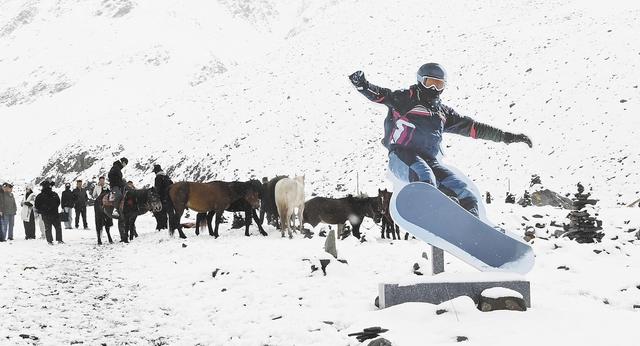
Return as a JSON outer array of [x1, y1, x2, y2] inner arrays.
[[168, 181, 261, 239], [194, 180, 267, 237], [302, 194, 383, 239]]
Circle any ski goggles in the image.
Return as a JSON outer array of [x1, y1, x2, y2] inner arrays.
[[417, 75, 446, 91]]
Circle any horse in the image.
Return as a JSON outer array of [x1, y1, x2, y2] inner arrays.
[[274, 176, 305, 238], [194, 180, 267, 237], [260, 176, 287, 228], [94, 190, 114, 244], [303, 194, 383, 239], [97, 188, 163, 243], [168, 180, 261, 239], [379, 188, 407, 240]]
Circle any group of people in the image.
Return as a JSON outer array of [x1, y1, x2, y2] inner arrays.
[[0, 158, 174, 244]]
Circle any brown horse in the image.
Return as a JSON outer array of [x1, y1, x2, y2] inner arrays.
[[168, 181, 261, 239], [302, 194, 383, 239]]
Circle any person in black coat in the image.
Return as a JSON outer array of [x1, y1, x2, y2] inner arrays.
[[72, 180, 89, 229], [108, 157, 128, 218], [34, 180, 63, 244], [61, 183, 75, 229], [152, 164, 173, 230]]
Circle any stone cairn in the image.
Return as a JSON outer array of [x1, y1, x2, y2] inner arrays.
[[563, 183, 604, 243]]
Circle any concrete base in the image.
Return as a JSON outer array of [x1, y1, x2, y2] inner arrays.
[[379, 276, 531, 309]]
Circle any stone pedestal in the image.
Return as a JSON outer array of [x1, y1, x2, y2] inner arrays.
[[378, 273, 531, 309]]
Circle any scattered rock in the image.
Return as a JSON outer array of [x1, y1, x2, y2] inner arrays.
[[271, 315, 282, 320], [19, 334, 39, 341], [620, 99, 627, 103], [319, 230, 327, 237], [436, 309, 447, 315], [320, 259, 330, 275], [337, 259, 348, 264], [212, 269, 220, 277], [310, 265, 318, 273], [368, 337, 392, 346], [456, 336, 469, 342], [181, 243, 187, 248], [324, 230, 338, 259], [23, 266, 37, 270], [557, 265, 570, 270], [531, 189, 573, 209], [422, 252, 429, 260], [633, 304, 640, 309], [479, 287, 527, 312]]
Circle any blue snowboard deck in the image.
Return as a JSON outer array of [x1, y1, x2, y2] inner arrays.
[[390, 182, 534, 274]]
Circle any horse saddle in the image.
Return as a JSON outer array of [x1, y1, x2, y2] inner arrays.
[[102, 192, 127, 210]]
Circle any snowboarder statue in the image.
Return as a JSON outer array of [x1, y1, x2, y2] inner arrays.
[[349, 63, 533, 216]]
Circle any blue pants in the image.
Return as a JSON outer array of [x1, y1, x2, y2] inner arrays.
[[389, 150, 479, 216], [1, 214, 15, 240]]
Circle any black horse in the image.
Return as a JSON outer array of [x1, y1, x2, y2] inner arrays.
[[94, 190, 114, 245], [97, 188, 162, 243], [303, 194, 383, 239], [260, 176, 287, 228]]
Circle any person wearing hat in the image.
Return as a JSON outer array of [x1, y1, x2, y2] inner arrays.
[[20, 184, 37, 239], [72, 179, 89, 229], [61, 182, 75, 229], [34, 180, 63, 244], [152, 164, 173, 230], [0, 183, 17, 241], [108, 157, 128, 218]]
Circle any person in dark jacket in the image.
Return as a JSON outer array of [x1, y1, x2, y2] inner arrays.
[[152, 164, 173, 230], [349, 63, 532, 216], [108, 157, 128, 218], [61, 183, 75, 229], [72, 180, 89, 229], [34, 180, 63, 244]]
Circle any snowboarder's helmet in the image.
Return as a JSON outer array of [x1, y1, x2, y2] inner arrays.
[[417, 63, 447, 92]]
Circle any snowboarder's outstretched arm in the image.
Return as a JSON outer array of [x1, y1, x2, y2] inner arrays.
[[348, 71, 406, 108], [443, 105, 533, 147]]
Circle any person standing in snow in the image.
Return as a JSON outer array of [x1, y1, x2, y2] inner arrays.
[[72, 179, 89, 229], [21, 185, 37, 239], [152, 164, 173, 230], [61, 183, 75, 229], [34, 180, 63, 244], [108, 157, 128, 218], [0, 183, 17, 241], [349, 63, 532, 216]]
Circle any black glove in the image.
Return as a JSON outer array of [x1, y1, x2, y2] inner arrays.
[[504, 132, 533, 148], [349, 71, 367, 89]]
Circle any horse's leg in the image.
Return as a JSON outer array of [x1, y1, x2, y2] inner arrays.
[[106, 224, 113, 243], [119, 218, 128, 243], [337, 223, 345, 240], [277, 204, 286, 238], [96, 225, 103, 245], [130, 216, 138, 240], [195, 213, 203, 236], [206, 211, 215, 237], [352, 222, 362, 239], [380, 219, 386, 239], [297, 204, 305, 234], [244, 209, 251, 237], [213, 210, 223, 238], [252, 210, 267, 236]]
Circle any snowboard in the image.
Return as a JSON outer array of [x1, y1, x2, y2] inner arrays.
[[390, 182, 534, 274]]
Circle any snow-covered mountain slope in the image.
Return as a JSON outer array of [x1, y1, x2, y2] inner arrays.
[[1, 0, 639, 205]]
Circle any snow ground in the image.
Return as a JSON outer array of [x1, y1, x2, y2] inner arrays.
[[1, 203, 639, 345], [1, 0, 640, 344]]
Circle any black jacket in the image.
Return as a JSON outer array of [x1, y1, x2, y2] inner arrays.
[[154, 172, 173, 199], [61, 188, 76, 208], [108, 161, 125, 189], [72, 187, 88, 207], [35, 188, 61, 217], [357, 83, 507, 159]]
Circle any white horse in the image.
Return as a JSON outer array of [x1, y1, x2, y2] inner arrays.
[[274, 176, 305, 238]]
